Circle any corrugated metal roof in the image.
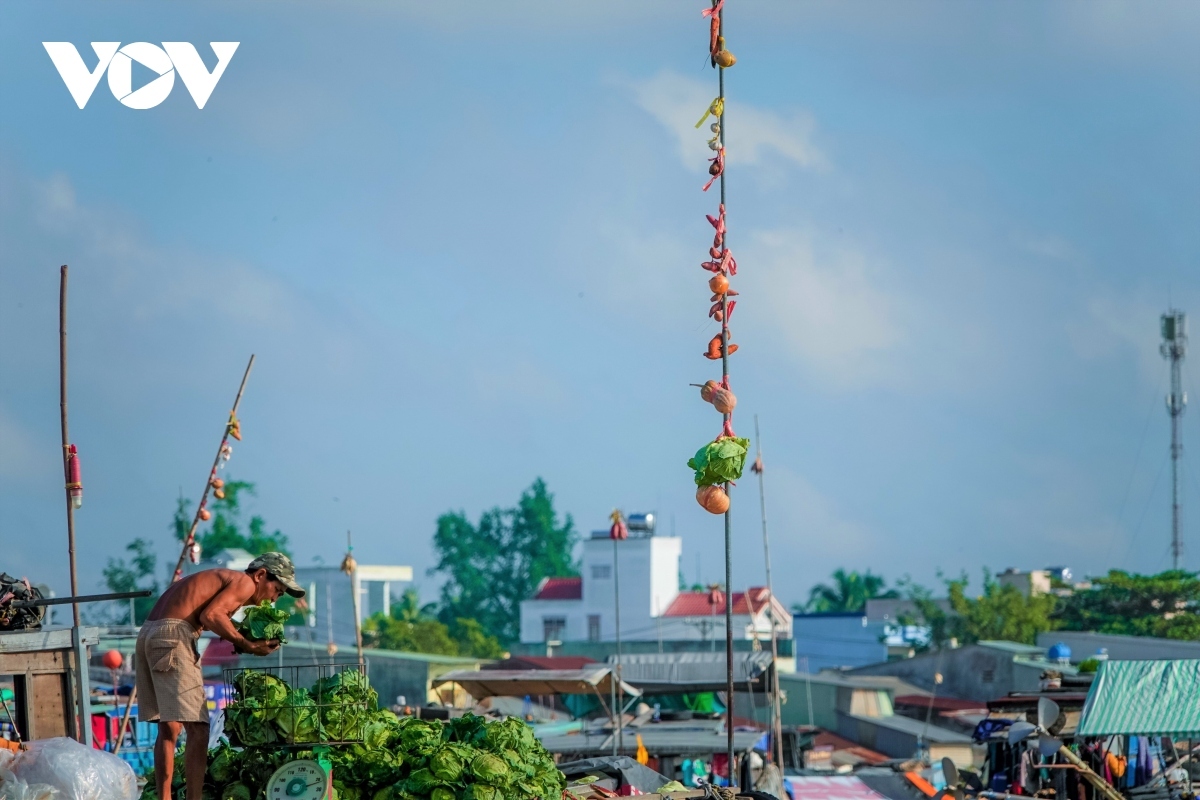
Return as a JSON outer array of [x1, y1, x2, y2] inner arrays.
[[1078, 659, 1200, 736], [606, 651, 772, 692]]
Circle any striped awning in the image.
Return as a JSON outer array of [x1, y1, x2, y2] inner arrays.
[[1077, 659, 1200, 736]]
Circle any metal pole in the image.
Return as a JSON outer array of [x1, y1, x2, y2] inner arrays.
[[713, 2, 736, 784], [753, 415, 785, 770], [612, 536, 624, 756], [59, 265, 92, 747], [170, 355, 256, 582], [346, 532, 365, 667]]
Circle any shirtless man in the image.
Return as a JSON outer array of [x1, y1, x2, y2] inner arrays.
[[135, 552, 304, 800]]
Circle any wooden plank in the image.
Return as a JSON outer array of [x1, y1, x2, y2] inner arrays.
[[13, 672, 32, 740], [0, 627, 100, 654], [29, 673, 70, 740], [0, 649, 67, 674]]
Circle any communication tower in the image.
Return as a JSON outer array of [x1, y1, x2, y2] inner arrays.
[[1161, 310, 1188, 569]]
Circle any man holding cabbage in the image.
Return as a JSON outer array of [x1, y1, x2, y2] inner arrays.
[[135, 552, 305, 800]]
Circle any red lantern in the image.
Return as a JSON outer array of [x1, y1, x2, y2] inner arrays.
[[101, 649, 123, 670], [66, 444, 83, 509]]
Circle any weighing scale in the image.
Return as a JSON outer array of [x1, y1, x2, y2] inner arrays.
[[265, 747, 337, 800]]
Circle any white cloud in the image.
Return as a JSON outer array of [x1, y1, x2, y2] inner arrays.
[[629, 71, 827, 175], [740, 228, 906, 386]]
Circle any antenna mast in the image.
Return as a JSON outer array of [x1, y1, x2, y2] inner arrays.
[[1161, 310, 1188, 569]]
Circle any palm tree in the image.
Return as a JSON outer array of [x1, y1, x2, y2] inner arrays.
[[798, 569, 898, 614], [391, 589, 439, 623]]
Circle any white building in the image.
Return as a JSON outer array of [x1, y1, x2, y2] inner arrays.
[[518, 530, 790, 646], [295, 564, 413, 648]]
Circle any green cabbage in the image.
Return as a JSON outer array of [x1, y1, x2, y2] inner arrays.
[[687, 436, 750, 485], [430, 743, 473, 783], [431, 788, 456, 800], [396, 718, 444, 757], [463, 785, 502, 800], [470, 752, 510, 785], [276, 688, 320, 743], [224, 698, 279, 746], [232, 670, 288, 707], [207, 741, 237, 785], [237, 601, 290, 643], [447, 713, 487, 745], [220, 784, 251, 800]]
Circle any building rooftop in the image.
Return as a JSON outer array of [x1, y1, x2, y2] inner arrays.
[[841, 712, 974, 743], [662, 586, 778, 617], [533, 576, 583, 601], [977, 640, 1045, 656]]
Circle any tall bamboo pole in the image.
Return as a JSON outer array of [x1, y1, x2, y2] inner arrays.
[[753, 415, 786, 770], [170, 356, 256, 582], [612, 536, 623, 756], [59, 265, 91, 746]]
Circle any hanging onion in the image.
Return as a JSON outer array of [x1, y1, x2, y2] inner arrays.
[[712, 388, 737, 414]]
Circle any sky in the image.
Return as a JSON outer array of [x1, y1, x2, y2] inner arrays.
[[1, 1, 1198, 613]]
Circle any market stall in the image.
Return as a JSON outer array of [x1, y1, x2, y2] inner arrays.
[[0, 626, 100, 741]]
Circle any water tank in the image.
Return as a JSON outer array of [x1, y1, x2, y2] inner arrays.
[[626, 513, 656, 533], [1048, 642, 1071, 664]]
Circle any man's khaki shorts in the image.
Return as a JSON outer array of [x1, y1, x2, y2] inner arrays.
[[134, 619, 208, 724]]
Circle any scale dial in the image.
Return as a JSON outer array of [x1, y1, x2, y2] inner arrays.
[[266, 759, 332, 800]]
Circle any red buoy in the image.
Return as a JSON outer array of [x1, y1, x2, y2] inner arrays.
[[101, 649, 123, 670]]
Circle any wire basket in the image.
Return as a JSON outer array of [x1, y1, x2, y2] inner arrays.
[[222, 662, 375, 748]]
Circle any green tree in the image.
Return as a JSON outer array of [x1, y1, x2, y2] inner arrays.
[[899, 571, 1058, 648], [103, 539, 159, 625], [431, 478, 578, 644], [448, 617, 506, 660], [799, 569, 898, 613], [1054, 570, 1200, 640], [174, 480, 289, 557], [362, 590, 505, 659], [363, 613, 460, 656]]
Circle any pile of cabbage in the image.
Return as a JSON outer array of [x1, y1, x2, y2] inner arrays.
[[223, 668, 375, 746], [178, 668, 565, 800]]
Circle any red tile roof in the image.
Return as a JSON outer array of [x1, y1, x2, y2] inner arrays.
[[663, 586, 777, 617], [811, 731, 890, 765], [534, 576, 582, 600]]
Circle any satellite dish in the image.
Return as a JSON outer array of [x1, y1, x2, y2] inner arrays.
[[1037, 697, 1061, 730], [1007, 721, 1037, 742]]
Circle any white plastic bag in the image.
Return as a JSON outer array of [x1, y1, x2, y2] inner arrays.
[[0, 747, 62, 800], [6, 738, 136, 800]]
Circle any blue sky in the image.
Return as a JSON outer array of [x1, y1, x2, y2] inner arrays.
[[1, 1, 1198, 611]]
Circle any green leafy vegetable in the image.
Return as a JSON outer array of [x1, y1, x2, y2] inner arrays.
[[237, 600, 290, 643], [275, 688, 320, 743], [687, 436, 750, 486], [208, 741, 237, 785], [470, 752, 510, 786], [207, 677, 564, 800], [220, 783, 251, 800]]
